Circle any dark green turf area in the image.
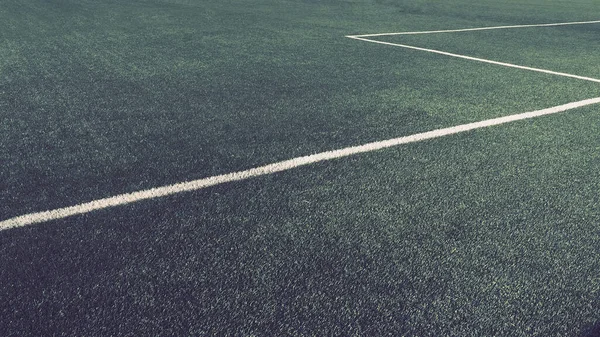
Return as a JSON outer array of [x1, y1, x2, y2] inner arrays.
[[2, 0, 600, 219], [3, 105, 600, 336], [1, 0, 600, 335], [379, 24, 600, 78]]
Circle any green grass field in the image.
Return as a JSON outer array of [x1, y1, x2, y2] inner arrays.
[[1, 0, 600, 335]]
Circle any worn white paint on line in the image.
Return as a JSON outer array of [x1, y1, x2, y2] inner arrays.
[[348, 19, 600, 38], [346, 36, 600, 84], [2, 97, 600, 231]]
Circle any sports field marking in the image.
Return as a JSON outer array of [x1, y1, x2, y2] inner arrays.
[[347, 36, 600, 84], [348, 19, 600, 38], [347, 20, 600, 84], [2, 97, 600, 231], [3, 20, 600, 230]]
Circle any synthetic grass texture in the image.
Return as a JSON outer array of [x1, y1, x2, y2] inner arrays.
[[377, 24, 600, 78], [2, 0, 600, 219], [2, 105, 600, 336], [1, 0, 600, 335]]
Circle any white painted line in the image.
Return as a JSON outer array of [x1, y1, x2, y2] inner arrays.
[[346, 36, 600, 84], [3, 19, 599, 231], [2, 97, 600, 231], [349, 19, 600, 38]]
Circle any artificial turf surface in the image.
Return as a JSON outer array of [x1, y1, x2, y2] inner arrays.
[[1, 0, 600, 335]]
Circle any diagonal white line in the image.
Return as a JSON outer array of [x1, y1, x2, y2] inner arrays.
[[2, 97, 600, 231], [3, 19, 600, 231], [348, 19, 600, 37], [346, 36, 600, 84]]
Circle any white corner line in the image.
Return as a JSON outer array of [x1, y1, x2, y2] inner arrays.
[[349, 19, 600, 37], [2, 97, 600, 231], [346, 36, 600, 84]]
